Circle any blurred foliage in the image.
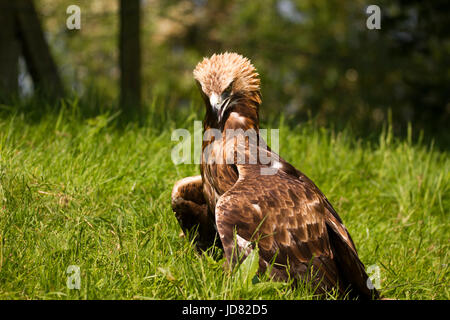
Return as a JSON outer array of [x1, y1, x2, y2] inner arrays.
[[32, 0, 449, 145]]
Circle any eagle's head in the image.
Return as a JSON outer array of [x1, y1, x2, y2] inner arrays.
[[193, 52, 261, 127]]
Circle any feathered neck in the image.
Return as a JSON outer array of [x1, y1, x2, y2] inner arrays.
[[204, 91, 261, 132]]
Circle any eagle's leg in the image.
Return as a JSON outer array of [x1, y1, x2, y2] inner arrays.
[[171, 175, 220, 251]]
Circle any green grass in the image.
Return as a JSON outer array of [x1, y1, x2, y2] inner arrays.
[[0, 98, 448, 299]]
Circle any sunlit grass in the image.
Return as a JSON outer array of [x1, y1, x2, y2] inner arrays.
[[0, 98, 448, 299]]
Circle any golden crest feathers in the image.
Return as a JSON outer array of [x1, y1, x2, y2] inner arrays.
[[193, 52, 260, 96]]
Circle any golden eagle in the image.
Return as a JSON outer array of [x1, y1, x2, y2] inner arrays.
[[172, 52, 379, 299]]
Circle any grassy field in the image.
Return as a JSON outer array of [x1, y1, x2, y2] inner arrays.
[[0, 99, 448, 300]]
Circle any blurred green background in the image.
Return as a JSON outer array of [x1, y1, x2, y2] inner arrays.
[[8, 0, 450, 146]]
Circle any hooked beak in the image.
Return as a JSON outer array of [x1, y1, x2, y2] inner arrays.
[[210, 93, 231, 123]]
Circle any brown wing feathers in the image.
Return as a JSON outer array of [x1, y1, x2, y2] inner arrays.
[[215, 165, 377, 299], [217, 168, 332, 290]]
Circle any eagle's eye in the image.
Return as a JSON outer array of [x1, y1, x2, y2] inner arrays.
[[222, 80, 234, 98]]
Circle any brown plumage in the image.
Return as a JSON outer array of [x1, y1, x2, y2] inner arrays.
[[171, 52, 379, 299]]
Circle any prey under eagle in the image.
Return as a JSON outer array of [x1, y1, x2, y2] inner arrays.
[[171, 52, 379, 299]]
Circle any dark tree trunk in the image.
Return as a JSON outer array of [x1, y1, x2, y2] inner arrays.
[[15, 0, 64, 99], [119, 0, 141, 111], [0, 0, 19, 97]]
